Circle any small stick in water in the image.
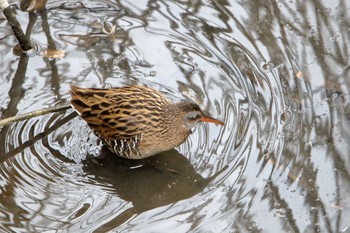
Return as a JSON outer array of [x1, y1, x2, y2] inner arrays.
[[0, 104, 72, 127], [0, 0, 33, 51]]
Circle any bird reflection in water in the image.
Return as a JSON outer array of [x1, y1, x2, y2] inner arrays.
[[82, 148, 227, 231]]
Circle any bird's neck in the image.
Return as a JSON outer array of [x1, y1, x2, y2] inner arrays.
[[162, 103, 190, 134]]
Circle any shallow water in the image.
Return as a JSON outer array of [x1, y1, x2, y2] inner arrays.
[[1, 0, 350, 232]]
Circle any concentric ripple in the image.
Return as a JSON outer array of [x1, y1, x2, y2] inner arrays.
[[1, 0, 349, 232]]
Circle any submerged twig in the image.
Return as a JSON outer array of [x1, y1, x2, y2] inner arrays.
[[0, 0, 33, 51], [0, 103, 72, 127], [0, 111, 77, 164]]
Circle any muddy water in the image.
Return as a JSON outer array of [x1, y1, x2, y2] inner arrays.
[[0, 0, 349, 232]]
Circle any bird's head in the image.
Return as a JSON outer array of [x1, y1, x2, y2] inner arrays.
[[172, 102, 224, 130]]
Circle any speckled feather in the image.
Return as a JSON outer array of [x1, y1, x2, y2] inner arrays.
[[70, 85, 224, 159]]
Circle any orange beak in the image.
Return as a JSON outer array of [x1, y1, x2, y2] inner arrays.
[[200, 116, 225, 125]]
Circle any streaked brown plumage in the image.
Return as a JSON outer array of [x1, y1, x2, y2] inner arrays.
[[70, 85, 224, 159]]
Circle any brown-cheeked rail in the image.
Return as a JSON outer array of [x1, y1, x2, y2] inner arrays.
[[70, 85, 224, 159]]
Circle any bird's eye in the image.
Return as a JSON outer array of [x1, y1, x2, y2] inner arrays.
[[188, 114, 201, 121]]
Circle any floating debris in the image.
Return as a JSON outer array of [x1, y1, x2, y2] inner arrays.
[[41, 49, 66, 59]]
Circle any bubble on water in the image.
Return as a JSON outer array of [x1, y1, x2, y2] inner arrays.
[[260, 61, 275, 71], [149, 70, 156, 76], [280, 110, 292, 123]]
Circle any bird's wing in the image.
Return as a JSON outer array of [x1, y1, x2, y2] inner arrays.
[[70, 85, 168, 140]]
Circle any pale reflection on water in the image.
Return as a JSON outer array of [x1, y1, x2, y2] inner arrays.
[[0, 0, 349, 232]]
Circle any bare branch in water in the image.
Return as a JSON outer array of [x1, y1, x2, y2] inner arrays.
[[0, 0, 33, 51], [0, 103, 72, 127]]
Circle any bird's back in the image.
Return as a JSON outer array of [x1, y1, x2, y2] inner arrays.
[[70, 85, 172, 158]]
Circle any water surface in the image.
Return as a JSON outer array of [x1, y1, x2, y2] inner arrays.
[[0, 0, 349, 232]]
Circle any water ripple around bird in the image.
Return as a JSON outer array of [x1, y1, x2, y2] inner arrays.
[[1, 0, 350, 232]]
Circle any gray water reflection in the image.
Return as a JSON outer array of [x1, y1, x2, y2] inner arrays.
[[0, 0, 349, 232], [81, 150, 227, 231]]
